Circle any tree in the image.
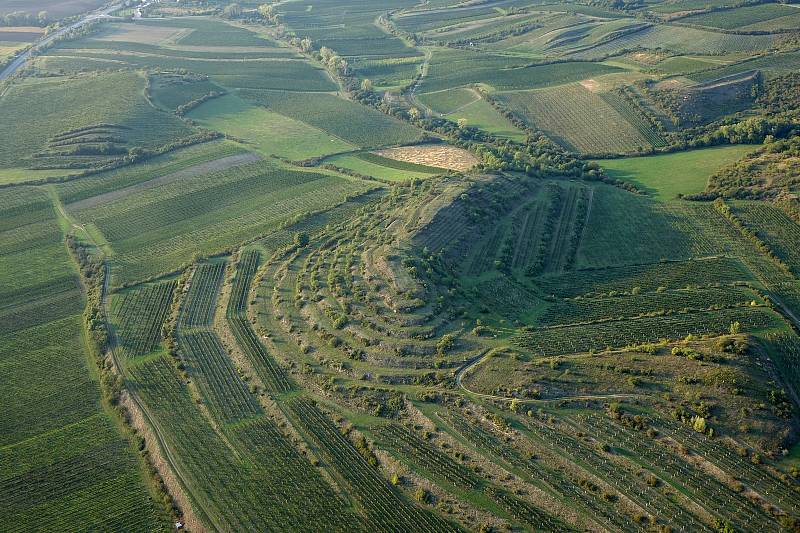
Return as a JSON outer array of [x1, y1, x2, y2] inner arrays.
[[691, 415, 707, 433], [294, 231, 310, 247], [299, 37, 313, 52], [222, 3, 242, 18], [729, 321, 741, 335], [409, 107, 420, 120], [360, 78, 373, 92], [457, 118, 468, 129], [319, 46, 335, 63], [37, 11, 48, 25]]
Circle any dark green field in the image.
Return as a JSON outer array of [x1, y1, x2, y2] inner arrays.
[[2, 1, 800, 531]]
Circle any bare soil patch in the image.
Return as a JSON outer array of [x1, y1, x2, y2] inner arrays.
[[374, 145, 478, 172], [579, 78, 599, 92], [96, 24, 188, 45]]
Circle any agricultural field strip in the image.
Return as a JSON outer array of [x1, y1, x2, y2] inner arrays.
[[105, 172, 371, 285], [374, 424, 572, 531], [56, 141, 245, 205], [517, 417, 701, 529], [436, 410, 639, 531], [282, 396, 458, 532], [538, 285, 762, 328], [226, 250, 294, 394], [0, 189, 167, 529], [125, 355, 361, 531], [66, 152, 260, 211], [112, 280, 176, 357], [578, 415, 782, 528]]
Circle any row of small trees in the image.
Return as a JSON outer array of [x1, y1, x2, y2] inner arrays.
[[1, 10, 49, 27]]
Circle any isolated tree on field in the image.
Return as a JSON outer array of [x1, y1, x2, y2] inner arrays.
[[729, 321, 741, 335], [294, 231, 310, 248], [258, 4, 273, 17], [223, 3, 242, 18], [360, 78, 373, 92], [320, 46, 335, 63], [409, 107, 420, 120]]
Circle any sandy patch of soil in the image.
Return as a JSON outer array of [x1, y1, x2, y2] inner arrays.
[[374, 145, 478, 172]]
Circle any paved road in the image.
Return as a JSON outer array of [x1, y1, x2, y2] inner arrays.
[[0, 3, 122, 81]]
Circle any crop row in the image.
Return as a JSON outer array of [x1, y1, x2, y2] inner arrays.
[[538, 286, 761, 327], [179, 263, 225, 329], [108, 172, 368, 286], [376, 424, 573, 531], [733, 203, 800, 276], [113, 280, 176, 356], [659, 416, 800, 513], [579, 415, 780, 529], [498, 85, 655, 154], [238, 89, 424, 149], [177, 331, 263, 424], [128, 356, 361, 531], [438, 411, 637, 531], [521, 417, 700, 530], [227, 251, 294, 394], [537, 257, 753, 298], [599, 91, 666, 148], [284, 397, 458, 532], [376, 425, 478, 488]]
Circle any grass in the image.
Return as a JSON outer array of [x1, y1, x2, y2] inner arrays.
[[187, 94, 355, 160], [595, 145, 757, 200], [419, 89, 527, 141]]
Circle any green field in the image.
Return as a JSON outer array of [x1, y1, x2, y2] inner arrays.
[[596, 145, 757, 200], [682, 4, 800, 30], [0, 71, 194, 171], [0, 188, 168, 530], [188, 94, 356, 160], [421, 48, 624, 92], [239, 90, 425, 148], [68, 159, 373, 286], [497, 84, 661, 154], [418, 89, 527, 141]]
